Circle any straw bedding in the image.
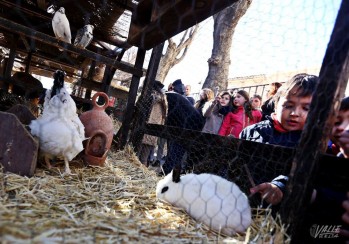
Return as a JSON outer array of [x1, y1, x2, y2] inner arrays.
[[0, 146, 289, 243]]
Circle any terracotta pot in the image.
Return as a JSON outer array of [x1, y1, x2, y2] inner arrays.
[[84, 151, 108, 166], [80, 92, 114, 151], [83, 130, 108, 166]]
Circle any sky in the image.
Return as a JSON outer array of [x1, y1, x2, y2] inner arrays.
[[37, 0, 343, 96], [163, 0, 342, 94]]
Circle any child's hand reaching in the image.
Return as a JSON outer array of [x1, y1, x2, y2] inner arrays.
[[334, 130, 349, 158], [250, 182, 283, 205]]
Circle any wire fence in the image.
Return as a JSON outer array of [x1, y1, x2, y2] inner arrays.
[[0, 0, 348, 242], [128, 0, 349, 242]]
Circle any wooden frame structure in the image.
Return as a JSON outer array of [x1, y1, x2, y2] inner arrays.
[[0, 1, 348, 242], [129, 1, 349, 243]]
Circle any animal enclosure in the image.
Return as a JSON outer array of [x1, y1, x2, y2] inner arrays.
[[0, 0, 348, 243], [126, 1, 349, 242]]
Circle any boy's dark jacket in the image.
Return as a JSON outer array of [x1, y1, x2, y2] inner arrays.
[[241, 116, 348, 242], [240, 116, 302, 147]]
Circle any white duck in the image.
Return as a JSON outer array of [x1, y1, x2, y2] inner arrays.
[[48, 6, 71, 51], [30, 84, 85, 175]]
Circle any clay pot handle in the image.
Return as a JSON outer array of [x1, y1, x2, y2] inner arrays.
[[91, 92, 109, 110]]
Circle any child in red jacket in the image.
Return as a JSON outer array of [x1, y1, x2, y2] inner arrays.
[[218, 90, 262, 138]]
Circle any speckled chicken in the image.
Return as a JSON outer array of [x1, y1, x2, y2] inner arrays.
[[29, 71, 85, 175], [74, 24, 94, 49]]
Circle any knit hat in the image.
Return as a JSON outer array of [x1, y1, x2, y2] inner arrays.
[[172, 79, 185, 95], [172, 79, 182, 87], [153, 80, 164, 90]]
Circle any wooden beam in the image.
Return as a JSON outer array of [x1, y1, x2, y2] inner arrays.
[[25, 51, 33, 73], [9, 44, 81, 73], [77, 78, 128, 99], [20, 35, 31, 52], [109, 86, 128, 100], [128, 0, 238, 49], [87, 60, 96, 80], [4, 35, 19, 79], [0, 16, 144, 77], [115, 48, 146, 150], [84, 89, 92, 99], [13, 58, 79, 82], [130, 42, 165, 151], [143, 124, 349, 191], [83, 59, 96, 99], [101, 66, 115, 95], [0, 0, 51, 21], [37, 0, 47, 10], [79, 78, 103, 91]]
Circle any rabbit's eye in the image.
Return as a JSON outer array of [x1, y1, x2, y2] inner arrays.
[[161, 186, 169, 194]]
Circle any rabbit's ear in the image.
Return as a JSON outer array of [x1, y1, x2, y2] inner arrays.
[[172, 165, 181, 183]]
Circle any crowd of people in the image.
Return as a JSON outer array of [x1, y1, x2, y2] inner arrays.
[[138, 78, 273, 168], [136, 74, 349, 241]]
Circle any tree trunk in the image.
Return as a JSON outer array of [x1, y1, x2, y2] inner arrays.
[[156, 25, 199, 82], [203, 0, 252, 92]]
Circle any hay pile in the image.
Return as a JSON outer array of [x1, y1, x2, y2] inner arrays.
[[0, 146, 289, 243]]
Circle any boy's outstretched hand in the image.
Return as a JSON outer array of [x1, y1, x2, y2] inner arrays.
[[250, 182, 283, 205], [333, 130, 349, 158]]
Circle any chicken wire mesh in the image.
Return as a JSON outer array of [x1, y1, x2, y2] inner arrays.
[[129, 0, 349, 242], [0, 0, 348, 242]]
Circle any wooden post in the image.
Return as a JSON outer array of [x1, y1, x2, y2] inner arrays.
[[4, 34, 19, 88], [81, 60, 96, 98], [25, 51, 33, 73], [0, 58, 8, 89], [129, 42, 165, 152], [280, 0, 349, 242], [98, 50, 125, 101], [114, 48, 146, 150], [96, 51, 127, 103], [87, 60, 96, 80], [101, 66, 116, 95], [85, 90, 92, 100], [3, 35, 19, 91]]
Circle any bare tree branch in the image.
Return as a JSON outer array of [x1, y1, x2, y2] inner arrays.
[[156, 25, 200, 82]]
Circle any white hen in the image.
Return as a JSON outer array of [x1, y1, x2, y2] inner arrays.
[[49, 6, 71, 51], [30, 87, 85, 175]]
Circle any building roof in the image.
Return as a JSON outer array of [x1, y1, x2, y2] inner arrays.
[[0, 0, 236, 94], [228, 67, 321, 89]]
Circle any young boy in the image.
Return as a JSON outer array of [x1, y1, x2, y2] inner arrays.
[[240, 73, 319, 147], [331, 96, 349, 158], [250, 96, 349, 241]]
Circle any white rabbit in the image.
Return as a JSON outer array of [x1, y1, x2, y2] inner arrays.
[[156, 171, 252, 236]]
